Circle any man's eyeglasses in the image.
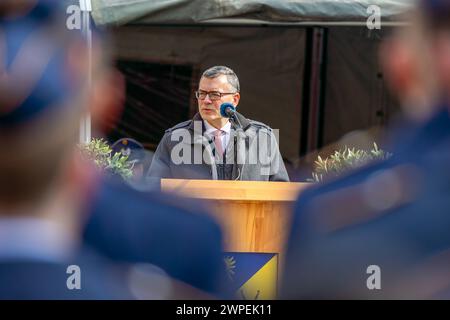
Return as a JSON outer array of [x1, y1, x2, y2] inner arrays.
[[195, 90, 237, 101]]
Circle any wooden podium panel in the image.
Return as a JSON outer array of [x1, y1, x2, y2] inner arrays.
[[161, 179, 311, 256]]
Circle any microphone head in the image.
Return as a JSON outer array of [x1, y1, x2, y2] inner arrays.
[[220, 103, 236, 118]]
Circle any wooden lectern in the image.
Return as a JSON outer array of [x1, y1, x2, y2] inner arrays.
[[161, 179, 311, 257]]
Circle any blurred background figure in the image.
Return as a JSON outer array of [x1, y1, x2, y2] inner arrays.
[[281, 0, 450, 299], [111, 138, 147, 178], [0, 0, 227, 299], [111, 137, 154, 186]]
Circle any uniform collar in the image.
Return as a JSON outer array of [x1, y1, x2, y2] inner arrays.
[[188, 112, 251, 132]]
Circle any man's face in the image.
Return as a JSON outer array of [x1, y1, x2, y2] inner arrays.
[[197, 75, 240, 124]]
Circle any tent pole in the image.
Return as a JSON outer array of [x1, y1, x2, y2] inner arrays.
[[79, 0, 92, 144]]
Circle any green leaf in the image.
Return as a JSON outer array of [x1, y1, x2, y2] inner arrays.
[[311, 142, 392, 182], [78, 138, 135, 180]]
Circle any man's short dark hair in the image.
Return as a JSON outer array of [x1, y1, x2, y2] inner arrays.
[[201, 66, 240, 92]]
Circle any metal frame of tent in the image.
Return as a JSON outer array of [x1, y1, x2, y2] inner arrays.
[[84, 0, 412, 157]]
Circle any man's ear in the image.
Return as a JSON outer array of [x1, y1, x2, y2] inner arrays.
[[233, 92, 240, 107], [89, 68, 126, 134]]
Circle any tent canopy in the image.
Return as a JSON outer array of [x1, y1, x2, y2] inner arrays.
[[92, 0, 414, 26]]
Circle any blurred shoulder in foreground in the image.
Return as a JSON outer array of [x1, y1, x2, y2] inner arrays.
[[282, 0, 450, 299]]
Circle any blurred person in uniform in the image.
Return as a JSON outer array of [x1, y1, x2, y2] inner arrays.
[[0, 0, 134, 299], [111, 138, 150, 182], [66, 14, 228, 298], [83, 180, 229, 297], [281, 0, 450, 299], [0, 0, 227, 299]]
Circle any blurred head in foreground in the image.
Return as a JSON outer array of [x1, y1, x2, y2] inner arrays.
[[0, 0, 138, 299], [380, 0, 450, 121], [0, 0, 121, 215]]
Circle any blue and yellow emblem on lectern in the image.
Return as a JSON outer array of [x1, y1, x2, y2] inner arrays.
[[224, 252, 278, 300]]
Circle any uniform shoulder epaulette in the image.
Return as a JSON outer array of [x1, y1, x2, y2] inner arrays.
[[249, 120, 272, 131], [165, 120, 192, 133]]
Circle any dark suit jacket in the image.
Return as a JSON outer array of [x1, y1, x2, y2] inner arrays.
[[0, 247, 132, 300]]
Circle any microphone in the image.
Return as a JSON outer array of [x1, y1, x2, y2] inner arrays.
[[220, 103, 236, 118], [220, 102, 244, 130]]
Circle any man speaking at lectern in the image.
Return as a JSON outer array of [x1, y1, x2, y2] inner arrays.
[[148, 66, 289, 181]]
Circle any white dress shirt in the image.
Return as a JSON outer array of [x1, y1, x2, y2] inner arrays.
[[203, 120, 232, 154]]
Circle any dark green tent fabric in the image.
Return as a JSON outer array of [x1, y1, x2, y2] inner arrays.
[[91, 0, 413, 26]]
